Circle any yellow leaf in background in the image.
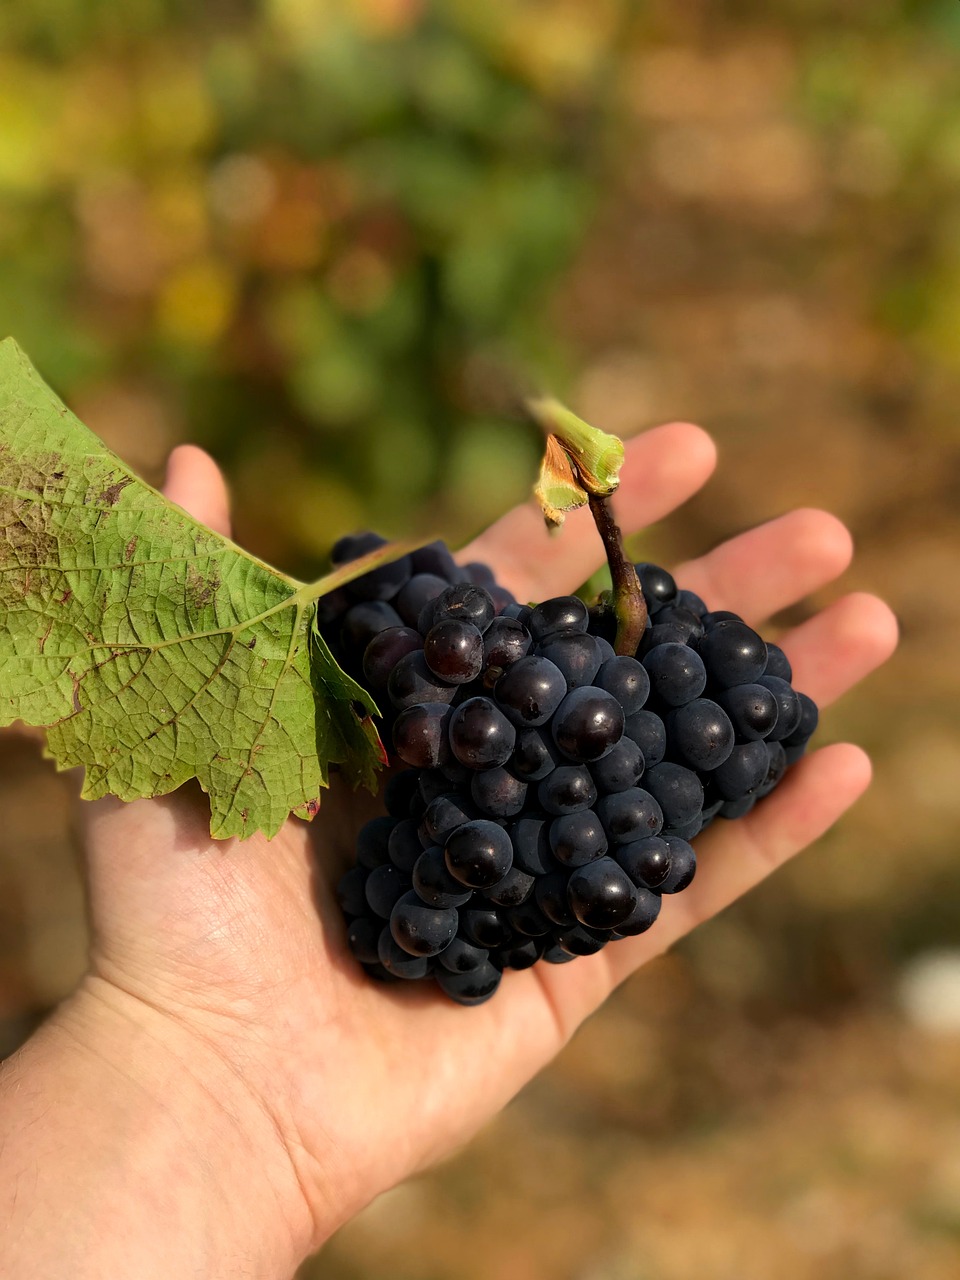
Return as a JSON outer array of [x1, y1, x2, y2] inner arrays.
[[156, 259, 237, 346]]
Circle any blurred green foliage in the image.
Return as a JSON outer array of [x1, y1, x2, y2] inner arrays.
[[0, 0, 630, 571]]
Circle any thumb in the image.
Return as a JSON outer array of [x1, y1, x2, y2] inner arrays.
[[162, 445, 232, 536]]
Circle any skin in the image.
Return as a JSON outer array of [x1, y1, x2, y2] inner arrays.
[[0, 425, 898, 1277]]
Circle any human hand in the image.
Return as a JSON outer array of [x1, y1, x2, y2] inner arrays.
[[54, 425, 897, 1263]]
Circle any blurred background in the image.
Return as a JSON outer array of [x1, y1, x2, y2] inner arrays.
[[1, 1, 958, 1276]]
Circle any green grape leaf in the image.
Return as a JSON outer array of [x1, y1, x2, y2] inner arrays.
[[0, 338, 400, 840]]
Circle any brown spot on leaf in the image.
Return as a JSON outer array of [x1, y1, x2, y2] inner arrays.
[[247, 637, 257, 649], [38, 619, 53, 654], [98, 475, 133, 506], [124, 537, 138, 562], [59, 588, 72, 605], [185, 561, 221, 612]]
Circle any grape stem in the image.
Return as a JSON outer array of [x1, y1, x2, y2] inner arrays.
[[587, 492, 647, 656]]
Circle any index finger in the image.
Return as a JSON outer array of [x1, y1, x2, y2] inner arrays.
[[460, 422, 717, 601]]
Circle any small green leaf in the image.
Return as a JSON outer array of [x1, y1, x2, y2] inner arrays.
[[0, 338, 397, 840], [527, 396, 625, 513]]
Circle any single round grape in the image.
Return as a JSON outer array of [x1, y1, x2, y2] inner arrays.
[[551, 687, 625, 763], [392, 702, 453, 768], [554, 922, 610, 956], [483, 865, 536, 908], [596, 787, 664, 843], [388, 651, 457, 712], [763, 641, 793, 681], [410, 540, 459, 580], [701, 609, 740, 627], [756, 740, 788, 796], [635, 562, 677, 607], [537, 632, 603, 688], [758, 675, 803, 741], [418, 769, 452, 804], [448, 697, 517, 770], [510, 727, 563, 781], [535, 870, 576, 926], [458, 905, 513, 949], [716, 683, 779, 741], [387, 819, 424, 873], [356, 815, 394, 869], [528, 595, 589, 641], [435, 961, 502, 1006], [482, 616, 532, 671], [640, 622, 696, 653], [429, 582, 496, 633], [331, 531, 387, 565], [649, 605, 704, 645], [444, 819, 514, 888], [437, 936, 489, 973], [470, 767, 528, 818], [423, 619, 484, 684], [342, 601, 404, 651], [336, 866, 369, 917], [782, 691, 818, 748], [660, 837, 696, 893], [616, 835, 672, 889], [595, 655, 650, 716], [364, 863, 411, 918], [494, 656, 567, 727], [496, 938, 542, 970], [362, 627, 423, 691], [668, 698, 735, 771], [395, 573, 449, 627], [548, 809, 608, 867], [624, 710, 666, 768], [390, 890, 459, 958], [347, 554, 413, 603], [510, 815, 559, 876], [421, 794, 475, 844], [590, 737, 645, 794], [698, 620, 767, 688], [315, 586, 350, 628], [719, 795, 755, 820], [377, 926, 430, 979], [675, 588, 707, 617], [384, 770, 420, 819], [712, 740, 769, 800], [610, 886, 662, 937], [642, 763, 704, 829], [412, 847, 473, 908], [346, 916, 381, 965], [643, 643, 707, 706], [462, 560, 497, 588], [541, 944, 576, 964], [504, 898, 552, 937], [537, 765, 598, 816]]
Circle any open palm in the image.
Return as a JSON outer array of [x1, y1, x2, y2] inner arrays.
[[74, 424, 896, 1249]]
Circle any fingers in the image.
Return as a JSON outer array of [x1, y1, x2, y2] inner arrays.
[[780, 592, 899, 703], [675, 508, 854, 625], [163, 445, 233, 537], [462, 422, 717, 601]]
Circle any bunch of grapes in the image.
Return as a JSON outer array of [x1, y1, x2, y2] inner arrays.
[[329, 534, 818, 1006]]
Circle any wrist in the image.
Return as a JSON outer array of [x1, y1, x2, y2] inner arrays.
[[0, 975, 319, 1278]]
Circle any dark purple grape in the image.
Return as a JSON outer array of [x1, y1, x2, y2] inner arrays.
[[595, 655, 650, 716], [346, 916, 381, 964], [596, 787, 664, 842], [567, 857, 639, 929], [418, 769, 452, 803], [756, 741, 788, 795], [624, 710, 666, 768], [462, 560, 497, 587], [364, 864, 411, 918], [535, 870, 576, 926], [395, 573, 449, 627], [763, 642, 793, 681], [510, 815, 558, 876], [356, 815, 394, 869], [504, 898, 552, 937], [387, 819, 425, 872], [362, 627, 423, 691], [758, 676, 803, 741], [616, 835, 672, 889], [470, 767, 528, 818], [698, 620, 767, 687], [497, 938, 542, 970], [635, 562, 677, 607], [494, 656, 567, 727], [342, 601, 404, 651], [384, 770, 420, 819], [423, 619, 484, 683], [668, 698, 735, 771], [410, 541, 459, 580], [511, 727, 563, 782], [528, 595, 589, 640], [590, 738, 644, 794], [716, 683, 779, 741], [347, 554, 413, 602], [377, 928, 431, 979], [392, 702, 453, 768], [642, 643, 707, 706], [421, 793, 475, 844], [719, 795, 756, 819], [435, 961, 502, 1005], [482, 616, 532, 671], [412, 847, 473, 908], [648, 605, 704, 645], [548, 809, 608, 867], [437, 936, 489, 973], [315, 586, 350, 628], [536, 632, 603, 688], [428, 583, 496, 634], [642, 763, 704, 829], [551, 687, 625, 763], [537, 765, 598, 816], [444, 819, 514, 888], [660, 837, 696, 893], [388, 651, 458, 712], [337, 866, 369, 917], [448, 697, 517, 770], [458, 905, 513, 949], [675, 588, 707, 616], [554, 922, 610, 955], [331, 531, 387, 564], [390, 890, 458, 957], [712, 740, 769, 800], [782, 691, 818, 749], [483, 865, 536, 907], [541, 944, 576, 964], [610, 886, 662, 937]]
